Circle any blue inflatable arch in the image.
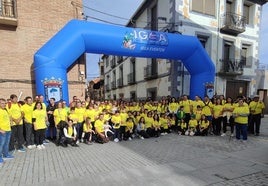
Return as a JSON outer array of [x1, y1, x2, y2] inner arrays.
[[34, 19, 215, 102]]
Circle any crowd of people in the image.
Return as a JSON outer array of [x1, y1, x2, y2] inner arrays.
[[0, 93, 266, 165]]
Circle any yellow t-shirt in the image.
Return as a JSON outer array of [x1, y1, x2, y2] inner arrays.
[[192, 100, 205, 112], [54, 108, 68, 125], [213, 105, 223, 118], [126, 121, 134, 132], [68, 113, 78, 124], [83, 123, 92, 132], [67, 126, 73, 136], [21, 104, 34, 124], [32, 109, 47, 130], [179, 100, 192, 113], [181, 121, 187, 129], [84, 109, 98, 122], [94, 119, 104, 133], [189, 119, 198, 128], [152, 120, 161, 128], [200, 120, 209, 129], [249, 101, 265, 115], [145, 116, 154, 129], [111, 115, 121, 129], [160, 117, 168, 129], [168, 102, 179, 113], [75, 107, 86, 123], [7, 103, 23, 125], [120, 112, 128, 126], [202, 101, 213, 116], [233, 106, 249, 124], [0, 109, 11, 131], [194, 110, 202, 121]]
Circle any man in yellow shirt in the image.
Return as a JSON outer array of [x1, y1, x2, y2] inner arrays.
[[7, 94, 25, 153], [248, 95, 265, 136], [233, 99, 250, 141], [0, 98, 14, 164], [21, 96, 35, 149]]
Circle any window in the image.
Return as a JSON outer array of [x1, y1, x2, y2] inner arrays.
[[241, 44, 252, 67], [243, 1, 253, 25], [197, 35, 208, 48], [192, 0, 215, 16]]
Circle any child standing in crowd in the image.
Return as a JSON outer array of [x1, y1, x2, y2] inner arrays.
[[0, 98, 14, 164], [222, 97, 235, 137], [32, 101, 48, 150], [81, 117, 95, 144], [176, 106, 185, 133], [152, 113, 161, 137]]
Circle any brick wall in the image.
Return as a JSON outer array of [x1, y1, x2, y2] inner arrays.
[[0, 0, 85, 102]]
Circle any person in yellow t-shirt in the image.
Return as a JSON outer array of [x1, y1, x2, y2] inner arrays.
[[136, 117, 150, 139], [222, 97, 235, 137], [32, 101, 48, 150], [152, 114, 161, 137], [198, 114, 209, 136], [94, 113, 109, 143], [7, 94, 25, 152], [186, 115, 198, 136], [81, 117, 95, 144], [248, 95, 265, 136], [145, 111, 154, 137], [74, 101, 86, 142], [21, 96, 35, 149], [124, 117, 134, 140], [212, 98, 223, 136], [0, 98, 14, 162], [233, 99, 250, 141], [111, 110, 121, 142], [63, 119, 78, 147]]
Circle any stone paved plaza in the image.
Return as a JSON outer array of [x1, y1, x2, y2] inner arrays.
[[0, 117, 267, 186]]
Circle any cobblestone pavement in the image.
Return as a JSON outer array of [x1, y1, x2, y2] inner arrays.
[[0, 116, 267, 186]]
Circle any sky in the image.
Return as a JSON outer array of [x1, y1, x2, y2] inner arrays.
[[83, 0, 144, 80], [83, 1, 268, 80]]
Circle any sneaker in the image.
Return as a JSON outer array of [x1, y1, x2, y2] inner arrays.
[[128, 137, 132, 141], [114, 138, 119, 143], [43, 140, 49, 144], [9, 150, 15, 155], [37, 145, 42, 150], [18, 148, 26, 153], [140, 136, 144, 140], [41, 144, 46, 149], [230, 133, 234, 137], [161, 133, 165, 136], [81, 139, 84, 143], [76, 141, 79, 144], [221, 133, 226, 137], [3, 154, 14, 160]]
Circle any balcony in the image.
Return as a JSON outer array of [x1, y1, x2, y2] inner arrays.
[[218, 59, 245, 76], [220, 12, 246, 36], [117, 78, 123, 88], [117, 56, 123, 63], [111, 81, 116, 89], [144, 65, 158, 80], [105, 84, 110, 91], [127, 72, 136, 84], [0, 0, 18, 26], [110, 57, 116, 68]]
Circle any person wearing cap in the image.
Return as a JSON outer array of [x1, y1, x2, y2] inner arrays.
[[249, 95, 265, 136]]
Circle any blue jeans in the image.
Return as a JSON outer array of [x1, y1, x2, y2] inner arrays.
[[0, 131, 12, 157], [235, 123, 247, 140]]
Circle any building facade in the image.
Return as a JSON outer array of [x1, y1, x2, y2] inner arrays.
[[0, 0, 86, 102], [103, 0, 267, 101]]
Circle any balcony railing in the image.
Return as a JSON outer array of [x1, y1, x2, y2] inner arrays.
[[220, 12, 246, 36], [218, 58, 245, 76], [111, 81, 116, 89], [0, 0, 18, 26], [117, 78, 123, 88], [127, 72, 135, 84], [117, 56, 123, 63], [110, 58, 116, 68], [144, 65, 158, 79]]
